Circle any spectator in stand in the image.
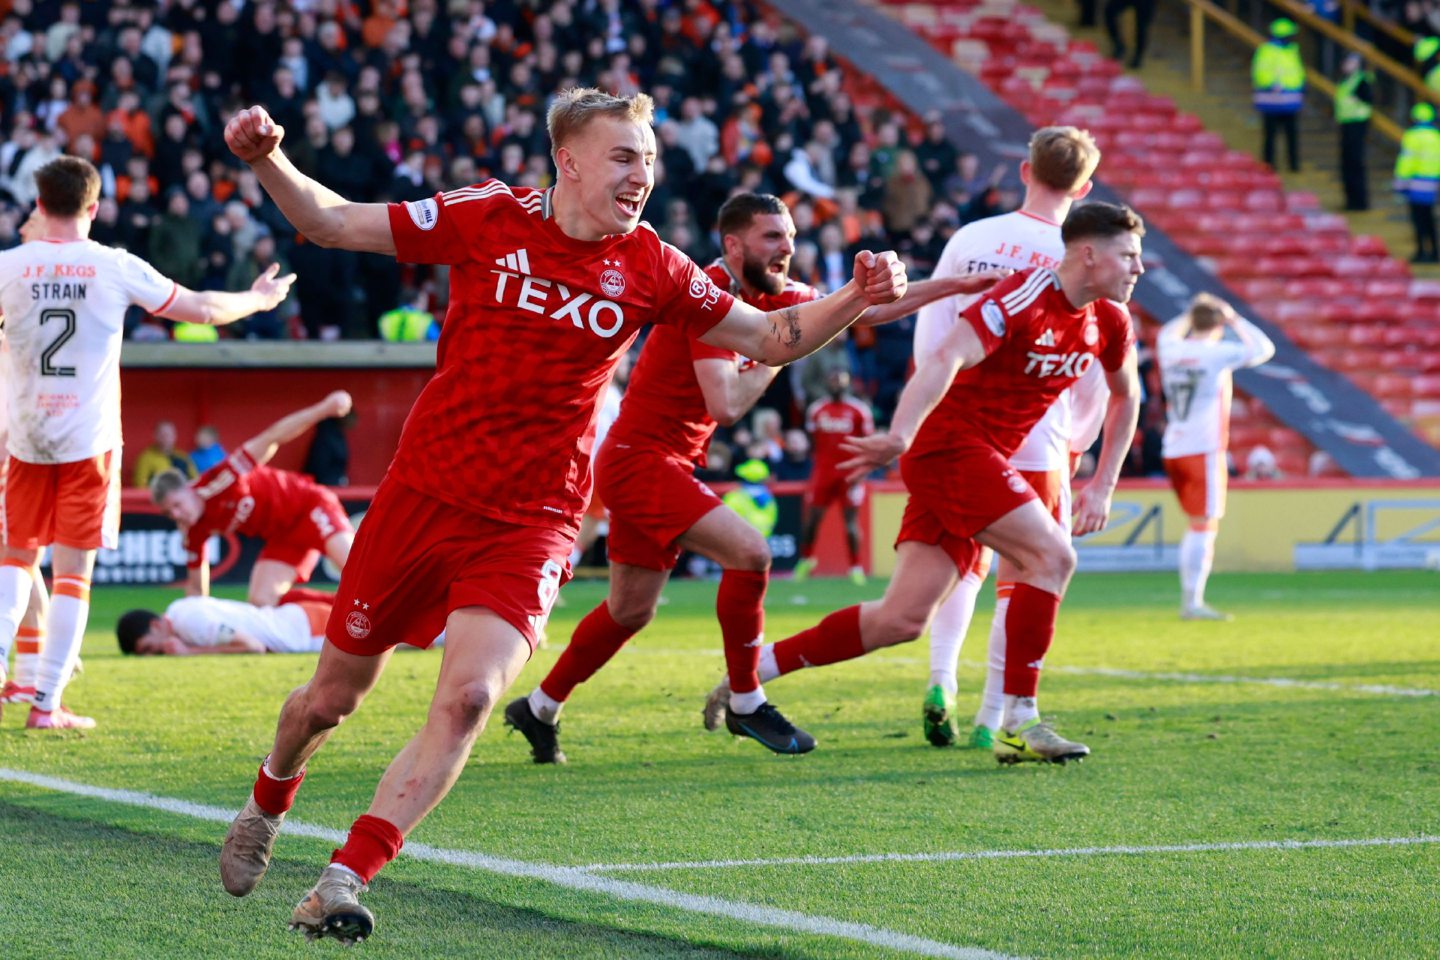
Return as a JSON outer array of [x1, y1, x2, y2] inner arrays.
[[914, 113, 959, 193], [134, 421, 196, 489], [882, 150, 934, 240], [191, 427, 226, 474], [776, 429, 813, 482]]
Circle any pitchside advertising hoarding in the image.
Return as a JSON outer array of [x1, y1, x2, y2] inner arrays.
[[55, 481, 1440, 585], [867, 480, 1440, 575]]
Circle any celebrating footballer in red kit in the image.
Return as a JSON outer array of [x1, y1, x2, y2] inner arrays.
[[216, 88, 909, 943], [719, 201, 1143, 765]]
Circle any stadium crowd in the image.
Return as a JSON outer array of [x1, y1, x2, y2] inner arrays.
[[0, 0, 1035, 446]]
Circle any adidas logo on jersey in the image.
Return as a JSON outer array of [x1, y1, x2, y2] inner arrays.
[[1034, 329, 1057, 347], [495, 248, 532, 274]]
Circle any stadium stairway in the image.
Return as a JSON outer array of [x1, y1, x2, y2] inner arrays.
[[855, 0, 1440, 458]]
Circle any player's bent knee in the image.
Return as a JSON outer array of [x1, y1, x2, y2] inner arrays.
[[438, 679, 501, 737], [609, 598, 658, 631], [732, 536, 772, 573]]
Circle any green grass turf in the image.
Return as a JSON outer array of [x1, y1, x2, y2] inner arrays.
[[1, 571, 1437, 959]]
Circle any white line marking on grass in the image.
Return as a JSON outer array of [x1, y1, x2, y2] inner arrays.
[[1041, 665, 1439, 698], [577, 834, 1440, 874], [0, 767, 1018, 960], [610, 648, 1440, 698]]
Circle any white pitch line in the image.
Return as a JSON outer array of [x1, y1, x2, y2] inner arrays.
[[605, 648, 1440, 698], [577, 834, 1440, 874], [0, 767, 1018, 960], [1041, 665, 1438, 698]]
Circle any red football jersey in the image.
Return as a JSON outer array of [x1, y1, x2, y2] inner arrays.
[[183, 449, 321, 567], [607, 261, 820, 466], [385, 182, 735, 531], [806, 395, 874, 473], [906, 268, 1133, 462]]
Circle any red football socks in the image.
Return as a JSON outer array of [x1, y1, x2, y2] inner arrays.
[[717, 569, 767, 694], [1003, 582, 1062, 697], [539, 602, 637, 702], [772, 605, 865, 676], [331, 814, 404, 884], [252, 760, 306, 817]]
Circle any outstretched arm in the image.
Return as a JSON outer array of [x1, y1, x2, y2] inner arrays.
[[836, 316, 989, 481], [855, 270, 1010, 327], [699, 251, 906, 365], [1072, 348, 1141, 537], [185, 561, 209, 598], [242, 391, 353, 467], [694, 358, 782, 426], [158, 263, 296, 327], [225, 105, 395, 255]]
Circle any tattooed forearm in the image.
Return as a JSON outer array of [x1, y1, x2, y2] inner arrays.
[[768, 305, 803, 349]]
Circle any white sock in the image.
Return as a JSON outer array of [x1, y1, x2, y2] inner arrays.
[[928, 572, 982, 694], [14, 628, 44, 687], [528, 687, 563, 725], [262, 755, 303, 781], [1003, 695, 1039, 732], [34, 578, 89, 712], [1179, 529, 1217, 609], [0, 563, 34, 669], [729, 685, 767, 714], [756, 643, 779, 683], [974, 594, 1009, 731]]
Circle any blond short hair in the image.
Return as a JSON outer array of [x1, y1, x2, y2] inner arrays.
[[547, 87, 656, 159], [1028, 126, 1101, 194], [1188, 292, 1226, 330]]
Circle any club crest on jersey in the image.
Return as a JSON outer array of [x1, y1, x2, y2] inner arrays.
[[599, 262, 626, 298], [981, 300, 1006, 337], [405, 198, 439, 231], [1083, 323, 1099, 346], [1005, 471, 1029, 494]]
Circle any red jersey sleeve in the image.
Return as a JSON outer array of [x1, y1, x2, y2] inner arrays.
[[387, 184, 490, 266], [958, 270, 1036, 359], [1097, 301, 1136, 372], [690, 338, 735, 363], [653, 239, 734, 340], [183, 526, 206, 569]]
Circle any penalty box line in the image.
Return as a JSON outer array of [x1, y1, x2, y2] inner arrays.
[[578, 834, 1440, 874], [0, 766, 1020, 960]]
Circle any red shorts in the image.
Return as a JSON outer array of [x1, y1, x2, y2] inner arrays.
[[805, 468, 865, 510], [896, 447, 1041, 574], [2, 452, 121, 551], [258, 487, 354, 581], [325, 479, 573, 656], [598, 441, 722, 571], [961, 468, 1065, 577], [1164, 451, 1227, 519]]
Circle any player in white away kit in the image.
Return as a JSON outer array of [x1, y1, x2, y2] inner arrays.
[[117, 595, 338, 655], [1157, 293, 1274, 620], [914, 127, 1113, 753], [0, 156, 295, 729]]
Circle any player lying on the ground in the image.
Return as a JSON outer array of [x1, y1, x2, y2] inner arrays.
[[214, 88, 908, 946], [1157, 292, 1275, 621], [706, 201, 1143, 765], [116, 590, 338, 655], [116, 590, 445, 656], [502, 191, 1007, 764], [0, 156, 295, 730], [150, 391, 354, 608]]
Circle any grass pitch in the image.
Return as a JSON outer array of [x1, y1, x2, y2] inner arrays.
[[1, 571, 1437, 959]]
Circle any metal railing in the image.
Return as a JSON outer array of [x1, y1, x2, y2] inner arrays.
[[1182, 0, 1437, 144]]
